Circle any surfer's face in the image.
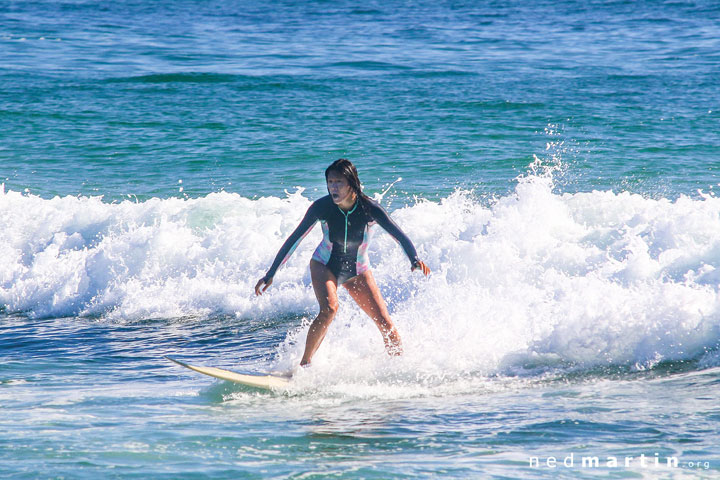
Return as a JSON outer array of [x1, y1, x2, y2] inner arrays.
[[326, 170, 355, 205]]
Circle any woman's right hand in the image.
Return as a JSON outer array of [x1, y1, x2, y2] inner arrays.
[[254, 276, 273, 296]]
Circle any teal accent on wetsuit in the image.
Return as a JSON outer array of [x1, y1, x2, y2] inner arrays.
[[338, 201, 358, 253]]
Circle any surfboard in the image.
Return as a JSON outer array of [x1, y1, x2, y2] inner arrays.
[[165, 356, 291, 390]]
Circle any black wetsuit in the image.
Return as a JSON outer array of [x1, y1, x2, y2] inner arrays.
[[264, 195, 419, 284]]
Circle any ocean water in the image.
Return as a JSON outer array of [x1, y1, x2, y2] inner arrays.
[[1, 0, 719, 478]]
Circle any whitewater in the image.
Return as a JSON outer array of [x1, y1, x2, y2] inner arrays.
[[3, 168, 719, 386]]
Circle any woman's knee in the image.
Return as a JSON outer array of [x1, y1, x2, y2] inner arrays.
[[321, 301, 339, 317], [373, 314, 394, 331]]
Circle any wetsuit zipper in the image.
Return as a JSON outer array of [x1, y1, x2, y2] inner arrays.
[[338, 201, 358, 253]]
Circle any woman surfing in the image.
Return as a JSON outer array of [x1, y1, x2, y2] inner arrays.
[[255, 159, 431, 367]]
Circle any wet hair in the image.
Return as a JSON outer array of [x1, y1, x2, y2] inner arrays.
[[325, 158, 371, 216]]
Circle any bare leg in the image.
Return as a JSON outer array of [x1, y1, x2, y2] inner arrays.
[[344, 270, 403, 356], [300, 260, 339, 366]]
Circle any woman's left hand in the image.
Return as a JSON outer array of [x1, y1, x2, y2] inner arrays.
[[412, 260, 431, 276]]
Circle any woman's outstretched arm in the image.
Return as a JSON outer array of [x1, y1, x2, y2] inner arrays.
[[255, 203, 319, 295], [367, 199, 431, 276]]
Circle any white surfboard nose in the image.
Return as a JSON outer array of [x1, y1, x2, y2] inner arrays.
[[165, 356, 291, 390]]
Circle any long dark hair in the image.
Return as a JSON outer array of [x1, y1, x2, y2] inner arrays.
[[325, 158, 371, 217]]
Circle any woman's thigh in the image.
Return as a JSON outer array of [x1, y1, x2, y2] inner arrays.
[[310, 259, 339, 312], [343, 270, 391, 323]]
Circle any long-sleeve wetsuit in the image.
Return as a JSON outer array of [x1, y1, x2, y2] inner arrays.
[[264, 195, 419, 284]]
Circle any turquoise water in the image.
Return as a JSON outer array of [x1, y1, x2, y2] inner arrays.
[[3, 0, 719, 200], [2, 0, 720, 478]]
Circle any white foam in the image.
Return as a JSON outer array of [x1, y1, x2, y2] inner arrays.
[[2, 173, 720, 377]]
